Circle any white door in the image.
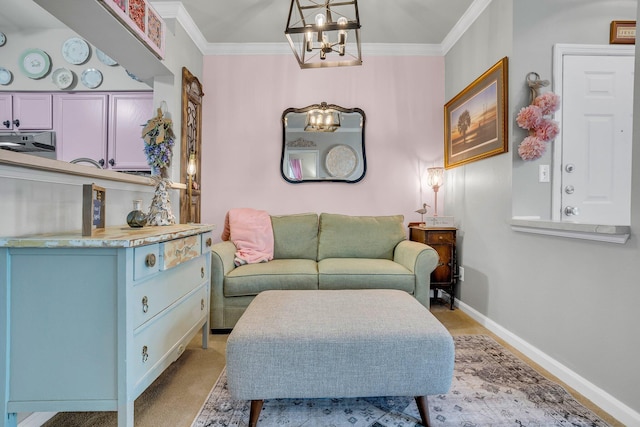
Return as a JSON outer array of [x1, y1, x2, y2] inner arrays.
[[558, 51, 634, 225]]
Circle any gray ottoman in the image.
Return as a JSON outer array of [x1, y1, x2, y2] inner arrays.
[[226, 289, 455, 427]]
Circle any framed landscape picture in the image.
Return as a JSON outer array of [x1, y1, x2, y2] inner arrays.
[[444, 57, 508, 169]]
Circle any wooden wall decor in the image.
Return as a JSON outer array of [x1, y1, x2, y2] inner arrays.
[[179, 67, 204, 223]]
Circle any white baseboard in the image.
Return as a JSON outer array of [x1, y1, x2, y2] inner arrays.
[[457, 300, 640, 427], [18, 412, 56, 427]]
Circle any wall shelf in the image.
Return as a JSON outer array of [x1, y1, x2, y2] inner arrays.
[[510, 217, 630, 244]]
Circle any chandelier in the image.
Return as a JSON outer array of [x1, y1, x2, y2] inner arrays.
[[305, 102, 341, 132], [285, 0, 362, 69]]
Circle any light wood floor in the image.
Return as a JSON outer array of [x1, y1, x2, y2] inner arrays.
[[41, 302, 621, 426]]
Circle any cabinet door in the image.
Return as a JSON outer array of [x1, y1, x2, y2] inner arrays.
[[0, 93, 53, 130], [0, 94, 11, 130], [13, 93, 53, 130], [54, 94, 108, 165], [108, 92, 153, 171]]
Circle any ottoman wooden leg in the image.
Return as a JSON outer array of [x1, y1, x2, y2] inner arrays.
[[415, 395, 431, 427], [249, 400, 264, 427]]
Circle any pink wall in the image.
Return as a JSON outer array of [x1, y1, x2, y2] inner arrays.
[[200, 54, 444, 241]]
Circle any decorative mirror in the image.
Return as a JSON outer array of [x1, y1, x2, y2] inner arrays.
[[281, 102, 366, 183]]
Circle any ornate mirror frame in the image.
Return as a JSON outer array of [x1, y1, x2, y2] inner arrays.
[[281, 102, 366, 184], [179, 67, 204, 223]]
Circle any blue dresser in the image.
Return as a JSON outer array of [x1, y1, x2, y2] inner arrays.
[[0, 224, 214, 427]]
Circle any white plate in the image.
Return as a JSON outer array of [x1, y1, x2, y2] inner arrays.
[[96, 49, 118, 66], [0, 67, 12, 85], [52, 67, 74, 89], [62, 37, 90, 65], [19, 48, 51, 79], [81, 68, 103, 89]]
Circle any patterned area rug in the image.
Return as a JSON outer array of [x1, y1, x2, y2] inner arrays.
[[192, 335, 609, 427]]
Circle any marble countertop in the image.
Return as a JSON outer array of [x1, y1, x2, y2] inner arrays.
[[0, 224, 215, 248]]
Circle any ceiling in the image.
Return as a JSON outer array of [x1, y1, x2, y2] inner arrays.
[[2, 0, 478, 47]]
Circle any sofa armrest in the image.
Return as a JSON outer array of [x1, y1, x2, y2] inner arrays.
[[394, 240, 439, 307], [210, 241, 237, 330]]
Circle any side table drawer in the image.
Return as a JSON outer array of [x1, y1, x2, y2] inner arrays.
[[426, 231, 455, 245], [160, 235, 201, 270]]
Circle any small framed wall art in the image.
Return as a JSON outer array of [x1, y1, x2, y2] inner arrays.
[[610, 21, 636, 44], [82, 184, 106, 236]]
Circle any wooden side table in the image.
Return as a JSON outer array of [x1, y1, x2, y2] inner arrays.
[[409, 226, 458, 309]]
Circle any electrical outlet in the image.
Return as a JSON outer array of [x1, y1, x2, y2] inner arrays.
[[539, 164, 550, 183], [458, 266, 465, 282]]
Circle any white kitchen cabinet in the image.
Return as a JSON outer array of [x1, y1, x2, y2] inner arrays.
[[0, 93, 53, 131], [53, 92, 152, 170], [0, 224, 213, 427]]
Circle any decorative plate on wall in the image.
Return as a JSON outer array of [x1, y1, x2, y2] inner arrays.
[[0, 32, 6, 47], [62, 37, 90, 65], [96, 49, 118, 66], [0, 67, 12, 85], [325, 144, 358, 178], [52, 68, 74, 89], [19, 48, 51, 79], [81, 68, 103, 89]]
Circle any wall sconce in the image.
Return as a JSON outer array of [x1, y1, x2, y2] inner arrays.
[[186, 152, 197, 223], [427, 167, 444, 217]]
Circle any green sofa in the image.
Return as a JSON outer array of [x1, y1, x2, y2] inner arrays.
[[210, 213, 439, 330]]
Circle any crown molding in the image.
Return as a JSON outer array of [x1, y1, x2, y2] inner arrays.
[[153, 0, 492, 58], [440, 0, 493, 55]]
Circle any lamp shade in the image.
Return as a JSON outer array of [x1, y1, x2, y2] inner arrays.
[[427, 167, 444, 189]]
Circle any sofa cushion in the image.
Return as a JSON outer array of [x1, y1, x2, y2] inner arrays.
[[224, 259, 318, 297], [318, 258, 415, 293], [317, 213, 406, 260], [271, 213, 319, 260]]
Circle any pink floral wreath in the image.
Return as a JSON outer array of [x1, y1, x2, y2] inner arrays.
[[516, 92, 561, 161]]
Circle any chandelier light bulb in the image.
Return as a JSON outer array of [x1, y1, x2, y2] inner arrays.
[[315, 13, 326, 27]]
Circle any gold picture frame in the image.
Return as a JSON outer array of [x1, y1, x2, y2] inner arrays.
[[444, 57, 509, 169], [610, 20, 636, 44]]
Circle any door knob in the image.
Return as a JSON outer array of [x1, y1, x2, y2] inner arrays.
[[565, 185, 575, 194], [564, 206, 579, 216], [2, 120, 10, 128], [109, 158, 115, 166], [12, 119, 20, 128], [565, 164, 575, 173], [99, 159, 105, 167]]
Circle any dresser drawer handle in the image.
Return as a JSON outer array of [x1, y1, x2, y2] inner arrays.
[[206, 237, 212, 247], [201, 267, 205, 278], [201, 298, 205, 311], [175, 244, 195, 257], [142, 345, 149, 363], [142, 296, 149, 313], [145, 253, 156, 267]]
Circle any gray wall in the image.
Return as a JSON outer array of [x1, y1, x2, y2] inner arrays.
[[445, 0, 639, 418]]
